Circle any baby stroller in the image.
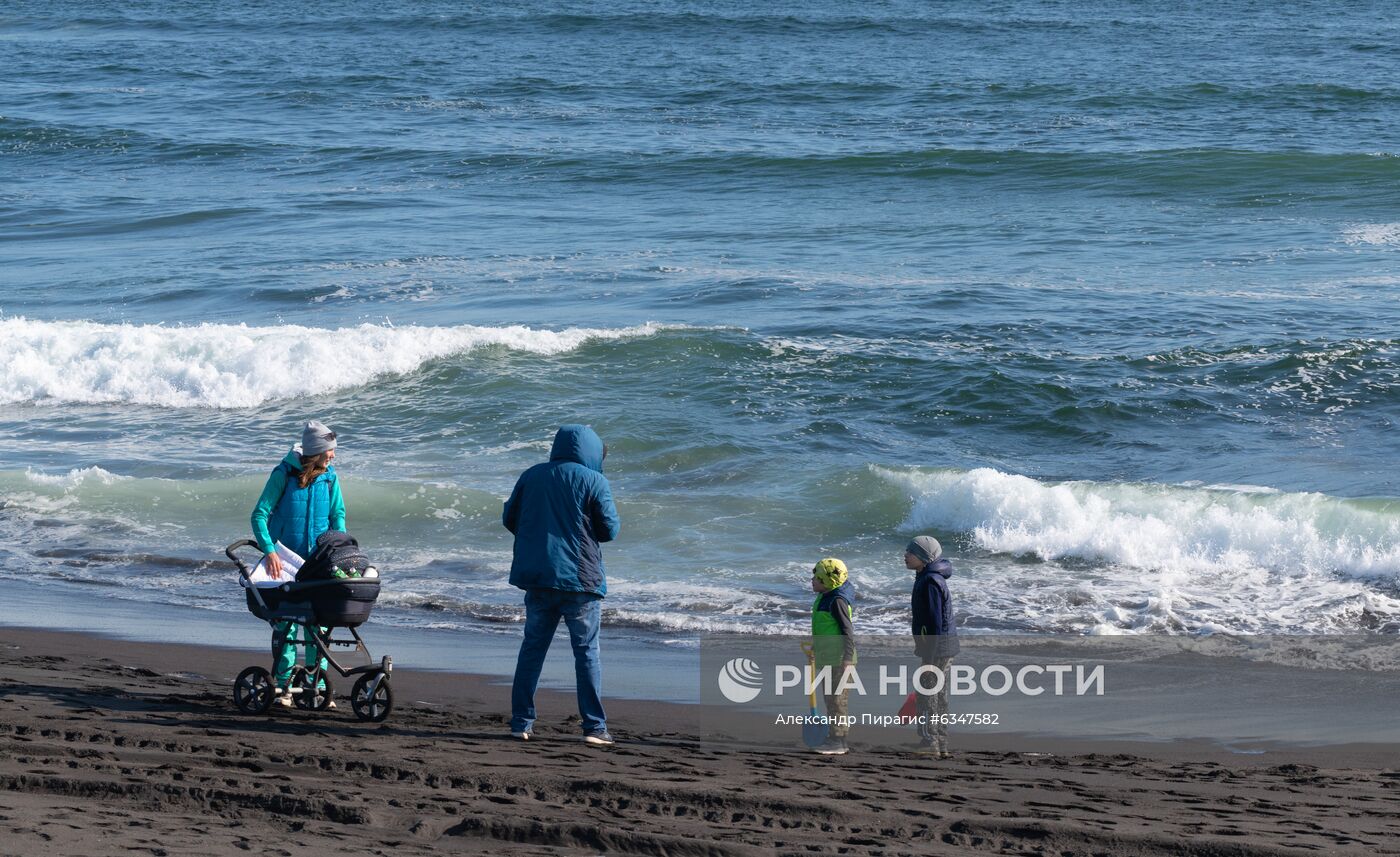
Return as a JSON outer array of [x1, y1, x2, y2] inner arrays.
[[225, 539, 393, 722]]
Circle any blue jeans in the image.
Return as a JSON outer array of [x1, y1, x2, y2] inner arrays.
[[510, 589, 606, 734]]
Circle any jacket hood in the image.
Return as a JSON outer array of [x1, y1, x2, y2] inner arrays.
[[549, 424, 606, 472], [818, 580, 855, 608], [921, 558, 953, 579], [282, 445, 335, 475], [282, 447, 305, 470]]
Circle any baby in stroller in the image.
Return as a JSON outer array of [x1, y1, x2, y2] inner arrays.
[[297, 531, 379, 582], [253, 532, 381, 705], [228, 531, 393, 721]]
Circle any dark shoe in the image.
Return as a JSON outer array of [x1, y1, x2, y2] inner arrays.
[[583, 730, 615, 746], [814, 737, 848, 756]]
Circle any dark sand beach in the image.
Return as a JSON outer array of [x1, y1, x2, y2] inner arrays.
[[3, 628, 1398, 856], [8, 2, 1400, 854]]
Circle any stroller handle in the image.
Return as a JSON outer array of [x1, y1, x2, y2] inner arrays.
[[225, 539, 263, 581]]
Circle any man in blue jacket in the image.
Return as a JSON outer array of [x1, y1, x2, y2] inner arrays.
[[504, 424, 620, 746]]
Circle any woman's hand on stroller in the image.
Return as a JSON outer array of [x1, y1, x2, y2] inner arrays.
[[265, 551, 284, 579]]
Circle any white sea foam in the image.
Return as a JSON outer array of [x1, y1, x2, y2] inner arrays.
[[1342, 223, 1400, 247], [476, 440, 553, 456], [876, 466, 1400, 634], [880, 466, 1400, 580], [0, 317, 682, 408], [23, 466, 128, 488], [0, 467, 133, 517], [604, 609, 802, 635]]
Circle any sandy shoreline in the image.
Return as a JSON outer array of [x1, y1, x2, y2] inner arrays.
[[2, 627, 1399, 856]]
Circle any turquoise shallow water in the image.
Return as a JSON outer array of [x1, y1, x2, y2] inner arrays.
[[2, 0, 1399, 643]]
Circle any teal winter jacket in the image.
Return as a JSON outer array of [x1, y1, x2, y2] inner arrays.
[[251, 447, 346, 557], [503, 425, 619, 596]]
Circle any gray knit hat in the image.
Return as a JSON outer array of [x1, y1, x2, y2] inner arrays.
[[301, 420, 337, 456], [905, 535, 942, 565]]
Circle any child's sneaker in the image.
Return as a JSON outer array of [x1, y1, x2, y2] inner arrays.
[[814, 737, 848, 755], [273, 688, 294, 707], [583, 730, 615, 746]]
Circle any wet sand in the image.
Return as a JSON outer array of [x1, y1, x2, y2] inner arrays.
[[2, 627, 1398, 856]]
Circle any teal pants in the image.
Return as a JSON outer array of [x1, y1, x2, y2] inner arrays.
[[272, 621, 329, 690]]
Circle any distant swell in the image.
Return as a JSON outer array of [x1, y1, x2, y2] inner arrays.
[[7, 108, 1398, 194], [0, 317, 683, 408]]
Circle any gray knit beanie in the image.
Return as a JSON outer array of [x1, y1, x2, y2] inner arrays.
[[906, 535, 942, 565], [301, 420, 337, 456]]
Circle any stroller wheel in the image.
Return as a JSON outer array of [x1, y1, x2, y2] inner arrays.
[[292, 669, 334, 712], [351, 671, 393, 723], [233, 666, 275, 715]]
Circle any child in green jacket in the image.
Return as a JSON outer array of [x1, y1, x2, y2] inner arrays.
[[810, 557, 856, 756]]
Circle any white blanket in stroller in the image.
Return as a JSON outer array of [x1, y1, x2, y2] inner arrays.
[[245, 542, 305, 588]]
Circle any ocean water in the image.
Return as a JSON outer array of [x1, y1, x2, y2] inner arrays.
[[3, 0, 1399, 648]]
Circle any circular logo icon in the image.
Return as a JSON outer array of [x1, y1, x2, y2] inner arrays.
[[717, 657, 764, 703]]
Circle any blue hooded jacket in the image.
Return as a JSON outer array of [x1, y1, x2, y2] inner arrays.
[[912, 558, 960, 659], [503, 425, 620, 596]]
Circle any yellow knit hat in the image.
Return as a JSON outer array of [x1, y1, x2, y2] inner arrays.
[[812, 557, 848, 589]]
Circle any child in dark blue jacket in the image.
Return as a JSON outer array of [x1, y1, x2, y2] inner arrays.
[[907, 535, 959, 758]]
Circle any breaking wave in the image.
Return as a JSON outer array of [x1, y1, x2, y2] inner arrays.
[[0, 317, 684, 408], [878, 466, 1400, 634], [882, 466, 1400, 581]]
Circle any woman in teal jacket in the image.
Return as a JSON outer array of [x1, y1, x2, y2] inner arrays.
[[250, 420, 346, 705]]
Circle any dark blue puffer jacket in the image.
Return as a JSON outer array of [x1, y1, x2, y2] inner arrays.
[[911, 558, 960, 659], [503, 425, 620, 596]]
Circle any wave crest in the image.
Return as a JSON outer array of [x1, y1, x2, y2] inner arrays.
[[878, 466, 1400, 581], [0, 317, 680, 408]]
